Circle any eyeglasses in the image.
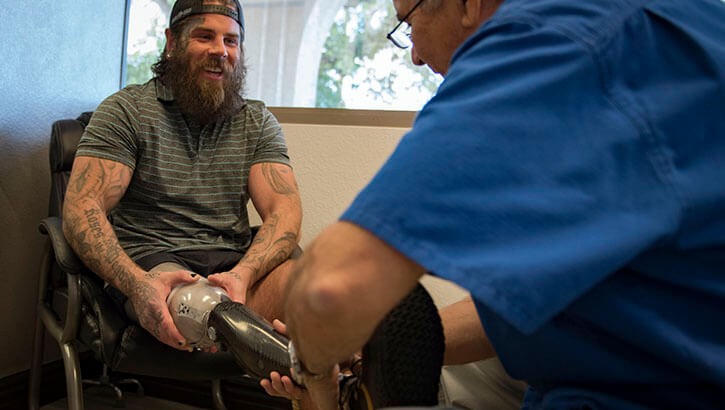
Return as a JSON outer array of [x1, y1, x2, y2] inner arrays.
[[386, 0, 426, 49]]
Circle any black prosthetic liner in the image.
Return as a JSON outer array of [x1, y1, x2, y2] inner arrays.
[[352, 283, 445, 409]]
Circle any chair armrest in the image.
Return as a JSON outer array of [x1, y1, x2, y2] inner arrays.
[[39, 217, 86, 275]]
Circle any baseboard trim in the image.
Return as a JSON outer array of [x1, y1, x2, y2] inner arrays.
[[128, 374, 291, 410], [1, 356, 290, 410], [0, 357, 96, 410]]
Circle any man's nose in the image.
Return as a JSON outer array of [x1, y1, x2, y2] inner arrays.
[[411, 45, 424, 66], [209, 37, 228, 58]]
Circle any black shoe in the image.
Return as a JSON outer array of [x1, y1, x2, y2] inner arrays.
[[207, 301, 293, 380], [340, 284, 444, 409]]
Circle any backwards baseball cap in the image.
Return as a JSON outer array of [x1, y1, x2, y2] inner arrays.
[[170, 0, 245, 37]]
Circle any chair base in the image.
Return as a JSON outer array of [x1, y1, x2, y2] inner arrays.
[[82, 364, 144, 407]]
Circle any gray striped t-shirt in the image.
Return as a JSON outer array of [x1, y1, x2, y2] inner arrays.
[[76, 78, 291, 259]]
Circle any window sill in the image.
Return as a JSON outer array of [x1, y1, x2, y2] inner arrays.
[[269, 107, 416, 128]]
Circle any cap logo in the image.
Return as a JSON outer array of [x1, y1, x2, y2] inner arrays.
[[173, 8, 193, 24]]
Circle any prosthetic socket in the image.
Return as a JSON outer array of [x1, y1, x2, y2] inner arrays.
[[167, 278, 293, 380]]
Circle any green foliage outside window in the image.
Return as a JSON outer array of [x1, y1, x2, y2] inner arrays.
[[126, 0, 172, 86], [316, 0, 440, 108]]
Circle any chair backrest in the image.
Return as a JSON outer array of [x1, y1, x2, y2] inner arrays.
[[48, 112, 92, 217]]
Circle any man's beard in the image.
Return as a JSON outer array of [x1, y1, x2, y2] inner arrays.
[[164, 51, 246, 125]]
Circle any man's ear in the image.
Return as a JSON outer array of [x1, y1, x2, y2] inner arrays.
[[164, 28, 175, 56], [461, 0, 494, 29]]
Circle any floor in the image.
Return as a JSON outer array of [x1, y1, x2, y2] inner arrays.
[[41, 387, 209, 410]]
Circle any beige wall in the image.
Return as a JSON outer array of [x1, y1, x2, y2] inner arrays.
[[270, 123, 470, 306], [249, 123, 407, 247]]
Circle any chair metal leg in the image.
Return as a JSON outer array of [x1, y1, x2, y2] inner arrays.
[[60, 341, 84, 410], [211, 379, 227, 410], [29, 242, 52, 410], [28, 311, 45, 410]]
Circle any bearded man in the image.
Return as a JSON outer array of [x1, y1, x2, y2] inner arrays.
[[63, 0, 302, 352]]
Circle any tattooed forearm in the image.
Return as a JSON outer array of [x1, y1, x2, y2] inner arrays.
[[63, 204, 136, 291], [237, 213, 298, 284], [128, 280, 165, 338], [254, 232, 298, 281], [85, 208, 104, 239], [63, 157, 138, 295]]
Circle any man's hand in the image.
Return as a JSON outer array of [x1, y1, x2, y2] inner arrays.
[[127, 269, 199, 350], [207, 268, 253, 304]]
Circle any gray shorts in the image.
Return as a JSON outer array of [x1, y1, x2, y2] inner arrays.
[[106, 249, 244, 321], [135, 248, 244, 276]]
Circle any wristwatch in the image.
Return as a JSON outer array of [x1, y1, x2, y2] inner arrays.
[[288, 340, 326, 385]]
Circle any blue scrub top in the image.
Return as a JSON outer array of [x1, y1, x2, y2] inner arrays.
[[342, 0, 725, 407]]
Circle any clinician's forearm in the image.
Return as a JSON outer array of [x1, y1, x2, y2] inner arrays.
[[284, 222, 424, 375], [440, 297, 496, 365]]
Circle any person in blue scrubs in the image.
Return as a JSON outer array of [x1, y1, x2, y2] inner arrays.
[[277, 1, 725, 409]]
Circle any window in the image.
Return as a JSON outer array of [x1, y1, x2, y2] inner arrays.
[[125, 0, 442, 111]]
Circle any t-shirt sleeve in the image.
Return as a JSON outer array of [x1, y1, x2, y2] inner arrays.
[[251, 104, 291, 167], [76, 89, 139, 171], [341, 18, 679, 334]]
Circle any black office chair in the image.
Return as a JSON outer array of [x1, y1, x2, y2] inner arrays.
[[28, 112, 247, 410]]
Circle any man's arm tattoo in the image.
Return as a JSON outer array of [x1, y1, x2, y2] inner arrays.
[[65, 160, 135, 290], [241, 213, 298, 283], [262, 163, 297, 195]]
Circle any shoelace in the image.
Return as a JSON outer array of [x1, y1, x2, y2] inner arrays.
[[338, 358, 371, 410], [338, 374, 359, 410]]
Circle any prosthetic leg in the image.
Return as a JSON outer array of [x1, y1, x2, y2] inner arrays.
[[207, 300, 294, 380], [171, 280, 444, 409]]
